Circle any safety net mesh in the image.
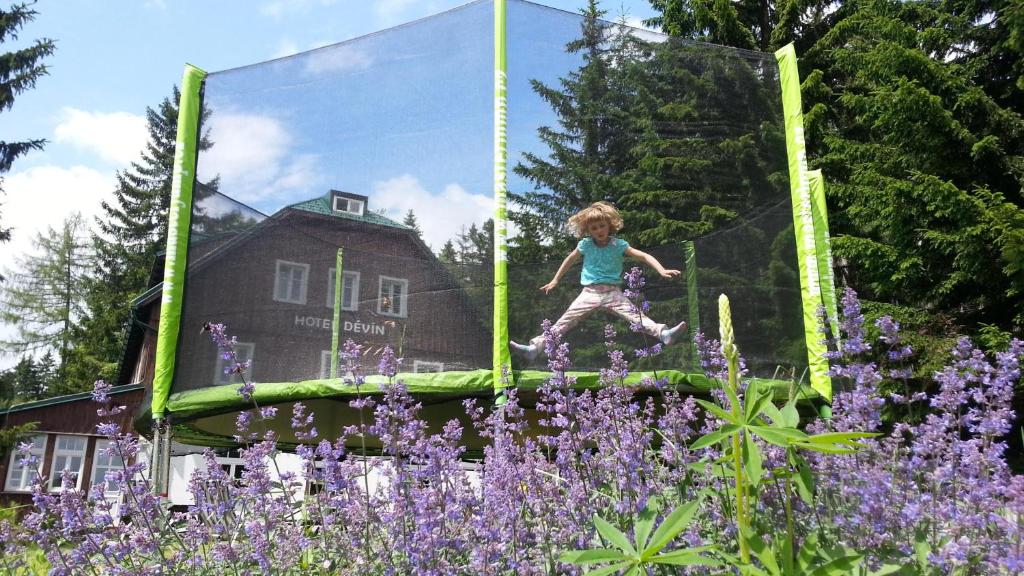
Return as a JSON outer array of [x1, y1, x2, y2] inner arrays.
[[167, 0, 806, 422]]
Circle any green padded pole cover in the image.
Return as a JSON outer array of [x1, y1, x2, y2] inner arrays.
[[493, 0, 512, 395], [684, 241, 700, 363], [152, 64, 207, 419], [774, 45, 831, 401], [330, 248, 344, 379], [807, 170, 839, 340]]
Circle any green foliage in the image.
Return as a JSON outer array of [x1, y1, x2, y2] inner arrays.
[[65, 87, 213, 385], [402, 209, 423, 239], [0, 421, 36, 469], [0, 214, 90, 387], [560, 496, 721, 574], [0, 1, 55, 253]]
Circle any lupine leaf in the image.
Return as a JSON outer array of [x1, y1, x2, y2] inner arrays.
[[696, 399, 738, 425], [643, 499, 701, 557], [803, 431, 879, 444], [780, 399, 800, 428], [748, 425, 807, 447], [743, 379, 762, 421], [649, 548, 720, 566], [806, 553, 864, 575], [633, 497, 660, 552], [791, 441, 859, 454], [761, 401, 785, 426], [690, 424, 742, 450], [745, 383, 775, 423], [594, 516, 636, 556], [583, 560, 633, 576], [559, 549, 629, 565], [744, 432, 764, 486]]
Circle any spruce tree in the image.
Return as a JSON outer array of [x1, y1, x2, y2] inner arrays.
[[513, 0, 639, 250], [0, 2, 55, 257], [402, 209, 423, 238], [66, 87, 213, 383]]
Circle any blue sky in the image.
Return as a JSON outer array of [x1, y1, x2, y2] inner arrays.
[[1, 0, 658, 368]]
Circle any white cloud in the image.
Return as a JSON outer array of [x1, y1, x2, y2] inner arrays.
[[260, 0, 339, 18], [371, 174, 493, 250], [272, 39, 300, 59], [198, 112, 321, 205], [54, 107, 148, 166], [0, 165, 115, 369], [374, 0, 419, 24], [303, 44, 373, 76]]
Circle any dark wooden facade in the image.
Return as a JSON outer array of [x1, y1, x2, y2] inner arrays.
[[125, 194, 491, 396], [0, 385, 144, 508]]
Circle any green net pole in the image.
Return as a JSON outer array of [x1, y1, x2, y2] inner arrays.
[[330, 248, 344, 379], [775, 44, 831, 401], [493, 0, 512, 399], [683, 240, 700, 365], [152, 64, 207, 419], [807, 170, 839, 340]]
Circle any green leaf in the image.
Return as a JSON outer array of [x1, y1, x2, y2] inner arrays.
[[696, 399, 739, 425], [807, 553, 864, 576], [744, 433, 764, 487], [583, 560, 633, 576], [649, 548, 721, 566], [745, 529, 779, 574], [761, 401, 785, 427], [744, 379, 762, 421], [690, 424, 742, 450], [868, 563, 912, 575], [560, 549, 630, 565], [594, 516, 636, 556], [780, 399, 800, 428], [633, 497, 660, 551], [622, 566, 641, 576], [803, 431, 879, 445], [643, 499, 701, 557], [794, 460, 815, 505], [745, 384, 775, 424], [790, 441, 858, 454], [748, 425, 807, 447]]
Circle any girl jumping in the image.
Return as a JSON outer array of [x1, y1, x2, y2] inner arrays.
[[510, 201, 687, 360]]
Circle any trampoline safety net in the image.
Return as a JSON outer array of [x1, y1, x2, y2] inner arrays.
[[154, 0, 816, 446]]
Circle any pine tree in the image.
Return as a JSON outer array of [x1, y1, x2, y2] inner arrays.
[[438, 240, 457, 263], [402, 209, 423, 238], [513, 0, 640, 250], [10, 354, 46, 400], [66, 87, 213, 384], [0, 214, 90, 376], [0, 2, 55, 258]]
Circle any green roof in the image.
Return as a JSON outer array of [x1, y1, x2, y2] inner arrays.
[[0, 384, 144, 415], [285, 191, 409, 230]]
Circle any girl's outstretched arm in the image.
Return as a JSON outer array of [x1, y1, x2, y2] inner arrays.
[[540, 249, 581, 294], [624, 247, 680, 279]]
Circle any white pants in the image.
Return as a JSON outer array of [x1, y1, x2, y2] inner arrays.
[[529, 284, 665, 349]]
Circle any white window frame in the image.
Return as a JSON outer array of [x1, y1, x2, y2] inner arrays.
[[377, 275, 409, 318], [273, 260, 309, 305], [4, 434, 46, 492], [320, 350, 333, 379], [413, 360, 444, 373], [327, 269, 360, 311], [214, 342, 254, 385], [332, 196, 365, 216], [215, 449, 246, 484], [48, 435, 88, 492], [91, 438, 124, 495]]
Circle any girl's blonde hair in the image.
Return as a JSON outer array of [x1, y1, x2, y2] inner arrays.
[[567, 201, 624, 238]]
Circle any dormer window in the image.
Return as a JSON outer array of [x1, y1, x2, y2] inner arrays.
[[331, 191, 366, 216]]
